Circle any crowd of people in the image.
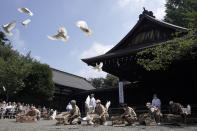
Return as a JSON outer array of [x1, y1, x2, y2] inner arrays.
[[0, 93, 192, 126], [0, 101, 56, 121], [56, 93, 191, 126]]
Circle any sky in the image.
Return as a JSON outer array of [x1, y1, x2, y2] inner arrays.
[[0, 0, 166, 79]]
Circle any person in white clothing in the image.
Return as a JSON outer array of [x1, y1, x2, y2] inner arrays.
[[89, 94, 96, 109], [66, 102, 72, 112], [152, 94, 161, 110], [89, 94, 96, 113]]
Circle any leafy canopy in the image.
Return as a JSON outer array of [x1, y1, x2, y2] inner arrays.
[[137, 0, 197, 71], [0, 30, 55, 104]]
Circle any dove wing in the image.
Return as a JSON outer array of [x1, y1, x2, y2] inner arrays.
[[7, 20, 16, 31], [51, 110, 57, 120], [105, 101, 111, 110], [61, 35, 69, 42], [18, 8, 33, 16], [3, 86, 6, 91], [99, 62, 103, 69], [17, 8, 24, 13], [92, 64, 99, 70], [48, 33, 61, 40], [85, 95, 90, 106], [77, 21, 88, 28], [24, 8, 33, 16], [22, 19, 31, 26]]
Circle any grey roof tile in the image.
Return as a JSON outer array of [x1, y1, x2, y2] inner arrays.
[[52, 68, 95, 90]]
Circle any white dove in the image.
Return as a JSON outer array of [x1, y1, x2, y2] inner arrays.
[[2, 20, 16, 36], [2, 86, 6, 92], [105, 101, 111, 111], [85, 95, 90, 108], [76, 20, 92, 36], [18, 8, 34, 16], [92, 62, 103, 72], [50, 110, 57, 120], [47, 27, 69, 42], [22, 19, 31, 27]]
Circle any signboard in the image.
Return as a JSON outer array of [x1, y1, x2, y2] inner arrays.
[[119, 81, 124, 103]]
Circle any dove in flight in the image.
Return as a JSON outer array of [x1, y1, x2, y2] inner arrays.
[[2, 20, 16, 36], [76, 20, 92, 36], [2, 86, 6, 92], [47, 27, 69, 42], [18, 8, 34, 16], [22, 19, 31, 27], [105, 101, 111, 111], [85, 95, 90, 108], [92, 62, 103, 72]]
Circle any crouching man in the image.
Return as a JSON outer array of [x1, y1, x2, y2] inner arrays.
[[92, 99, 109, 125], [56, 100, 81, 125], [121, 103, 137, 126], [163, 101, 187, 124], [147, 102, 162, 125], [16, 106, 38, 123], [139, 102, 162, 126]]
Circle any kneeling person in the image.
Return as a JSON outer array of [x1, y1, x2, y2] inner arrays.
[[121, 104, 137, 126], [63, 100, 81, 125], [16, 106, 38, 123], [94, 99, 109, 125], [145, 102, 162, 125]]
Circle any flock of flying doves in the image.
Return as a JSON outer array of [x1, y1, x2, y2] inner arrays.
[[2, 8, 103, 72]]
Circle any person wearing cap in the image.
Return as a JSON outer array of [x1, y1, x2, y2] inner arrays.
[[121, 103, 137, 126], [167, 101, 187, 123], [34, 107, 41, 121], [63, 100, 81, 125], [93, 99, 109, 125], [1, 101, 7, 110], [16, 106, 38, 122], [146, 102, 162, 125], [169, 101, 184, 115]]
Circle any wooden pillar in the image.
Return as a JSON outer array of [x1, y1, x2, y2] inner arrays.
[[118, 81, 124, 104]]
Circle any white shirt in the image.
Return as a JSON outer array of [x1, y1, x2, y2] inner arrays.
[[66, 103, 72, 112], [1, 104, 7, 110], [152, 98, 161, 109], [89, 97, 96, 108]]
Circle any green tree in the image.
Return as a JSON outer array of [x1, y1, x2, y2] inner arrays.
[[137, 34, 196, 71], [103, 74, 119, 88], [0, 30, 55, 104], [90, 74, 119, 88], [164, 0, 197, 28], [19, 62, 55, 104], [90, 77, 104, 88], [137, 0, 197, 71]]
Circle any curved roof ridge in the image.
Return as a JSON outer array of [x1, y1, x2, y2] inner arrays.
[[144, 14, 188, 31], [106, 13, 188, 54]]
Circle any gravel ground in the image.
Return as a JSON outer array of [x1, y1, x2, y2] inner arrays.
[[0, 119, 197, 131]]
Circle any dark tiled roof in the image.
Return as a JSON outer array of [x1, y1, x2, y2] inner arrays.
[[106, 14, 188, 54], [52, 68, 95, 90], [82, 14, 189, 63]]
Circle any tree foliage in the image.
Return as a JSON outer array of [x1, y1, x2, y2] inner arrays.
[[137, 33, 197, 71], [0, 30, 55, 104], [20, 63, 55, 104], [90, 74, 119, 88], [164, 0, 197, 28], [137, 0, 197, 71]]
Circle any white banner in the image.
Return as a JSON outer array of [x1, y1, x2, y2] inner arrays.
[[119, 81, 124, 104]]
